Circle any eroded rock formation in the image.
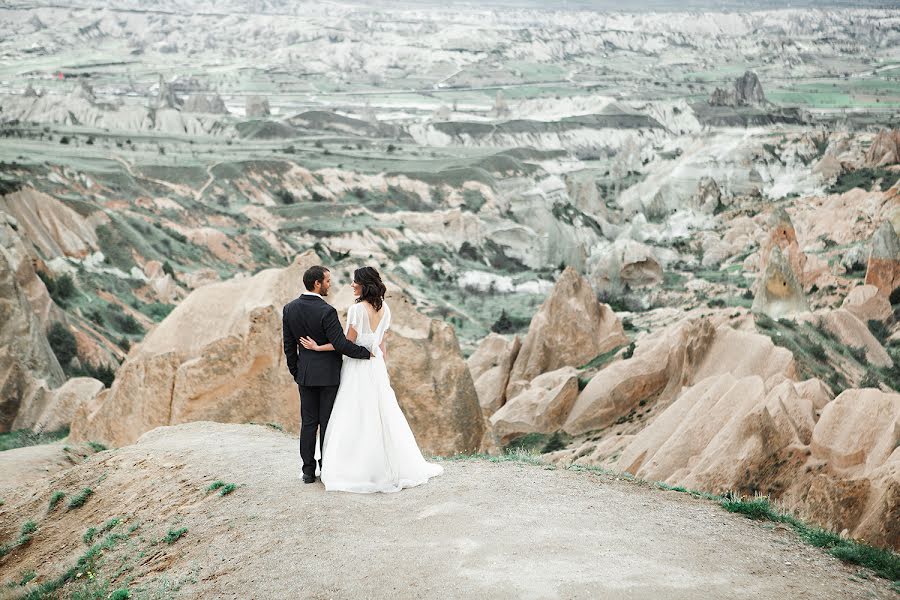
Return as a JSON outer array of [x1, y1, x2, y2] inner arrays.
[[69, 251, 483, 455]]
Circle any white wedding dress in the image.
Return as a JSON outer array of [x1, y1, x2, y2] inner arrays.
[[319, 301, 444, 493]]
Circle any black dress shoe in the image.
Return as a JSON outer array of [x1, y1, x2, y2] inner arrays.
[[302, 474, 316, 484]]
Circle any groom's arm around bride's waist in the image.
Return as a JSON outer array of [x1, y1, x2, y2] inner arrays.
[[322, 306, 371, 360]]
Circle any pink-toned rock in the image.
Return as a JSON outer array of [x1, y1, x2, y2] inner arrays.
[[819, 309, 892, 368], [842, 285, 892, 323], [69, 251, 483, 455], [467, 333, 520, 416], [12, 377, 104, 432], [810, 389, 899, 471], [864, 129, 900, 167], [0, 235, 65, 431], [489, 367, 579, 444], [564, 319, 795, 436], [506, 267, 627, 399], [0, 187, 103, 259], [865, 221, 900, 297]]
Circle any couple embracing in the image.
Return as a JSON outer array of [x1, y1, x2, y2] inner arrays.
[[281, 265, 443, 493]]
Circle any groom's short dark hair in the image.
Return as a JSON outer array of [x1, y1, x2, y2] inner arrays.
[[303, 265, 329, 291]]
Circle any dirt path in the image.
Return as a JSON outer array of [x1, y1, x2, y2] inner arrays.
[[0, 422, 894, 599]]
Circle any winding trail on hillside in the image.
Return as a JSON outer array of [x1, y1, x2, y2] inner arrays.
[[0, 422, 894, 599]]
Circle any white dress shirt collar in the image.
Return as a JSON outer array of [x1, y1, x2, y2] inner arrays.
[[301, 291, 322, 298]]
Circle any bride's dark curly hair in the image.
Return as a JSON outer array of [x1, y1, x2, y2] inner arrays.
[[353, 266, 387, 311]]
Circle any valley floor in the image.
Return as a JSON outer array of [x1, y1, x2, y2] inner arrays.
[[0, 422, 895, 599]]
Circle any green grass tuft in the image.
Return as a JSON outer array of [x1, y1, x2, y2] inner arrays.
[[721, 494, 900, 583], [68, 487, 94, 509], [206, 480, 225, 492], [163, 528, 188, 544], [21, 521, 37, 536], [83, 527, 97, 544], [219, 483, 237, 496], [49, 490, 65, 510], [87, 441, 107, 452]]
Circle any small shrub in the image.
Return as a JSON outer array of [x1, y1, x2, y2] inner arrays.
[[219, 483, 237, 496], [868, 320, 889, 345], [47, 322, 77, 368], [275, 189, 296, 205], [206, 480, 225, 492], [623, 342, 636, 359], [60, 136, 70, 144], [68, 487, 94, 509], [808, 343, 827, 362], [83, 527, 97, 544], [890, 286, 900, 306], [49, 491, 65, 510], [87, 441, 107, 452], [848, 346, 867, 363], [490, 309, 530, 334], [163, 527, 187, 544], [21, 521, 37, 536], [860, 370, 880, 388], [109, 590, 131, 600]]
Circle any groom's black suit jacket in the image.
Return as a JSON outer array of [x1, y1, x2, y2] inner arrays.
[[282, 293, 371, 387]]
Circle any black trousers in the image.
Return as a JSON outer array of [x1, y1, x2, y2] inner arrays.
[[298, 384, 338, 477]]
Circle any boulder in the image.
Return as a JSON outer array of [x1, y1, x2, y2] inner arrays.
[[751, 246, 810, 319], [842, 285, 892, 323], [378, 293, 485, 455], [0, 187, 102, 259], [590, 239, 663, 292], [865, 221, 900, 297], [693, 176, 723, 215], [759, 207, 807, 282], [708, 71, 766, 107], [0, 239, 65, 431], [563, 319, 795, 436], [12, 377, 104, 432], [864, 130, 900, 167], [818, 309, 892, 369], [467, 333, 521, 416], [796, 389, 900, 548], [506, 267, 627, 399], [489, 367, 579, 445], [613, 379, 900, 548], [70, 251, 484, 455]]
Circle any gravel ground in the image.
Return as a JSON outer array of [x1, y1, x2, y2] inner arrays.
[[0, 421, 895, 600]]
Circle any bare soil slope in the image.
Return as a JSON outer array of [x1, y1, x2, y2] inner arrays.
[[0, 422, 895, 599]]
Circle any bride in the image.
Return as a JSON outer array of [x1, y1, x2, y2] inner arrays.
[[299, 266, 443, 493]]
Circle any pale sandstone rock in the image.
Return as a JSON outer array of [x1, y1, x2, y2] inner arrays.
[[467, 333, 521, 416], [70, 252, 483, 455], [842, 285, 892, 323], [864, 130, 900, 167], [795, 389, 900, 547], [12, 377, 104, 432], [0, 187, 102, 259], [0, 240, 65, 431], [865, 221, 900, 297], [507, 267, 627, 399], [819, 309, 892, 368], [591, 239, 663, 291], [751, 246, 810, 319], [490, 367, 579, 445], [564, 319, 795, 436], [611, 378, 899, 548]]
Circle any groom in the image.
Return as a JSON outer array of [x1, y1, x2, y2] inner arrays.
[[282, 265, 371, 483]]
